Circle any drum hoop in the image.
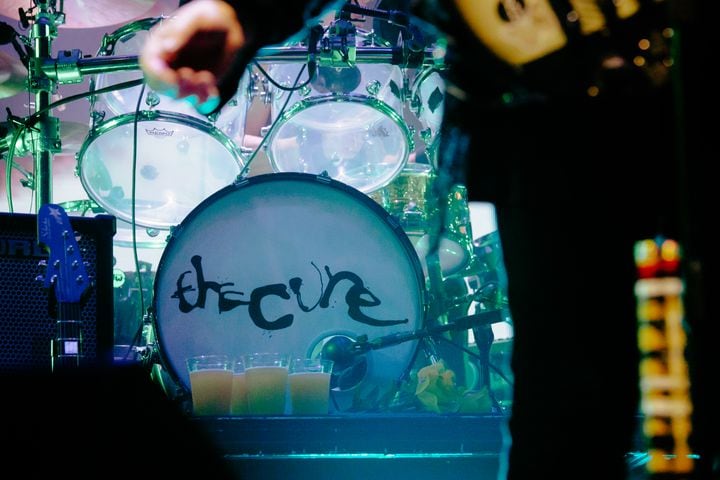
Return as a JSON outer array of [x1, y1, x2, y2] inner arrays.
[[98, 17, 163, 56], [273, 94, 409, 133], [76, 110, 244, 229], [266, 95, 413, 193], [77, 110, 245, 174], [151, 171, 429, 395], [57, 198, 104, 216], [411, 66, 444, 92], [56, 199, 169, 249], [410, 66, 445, 126], [400, 162, 436, 175]]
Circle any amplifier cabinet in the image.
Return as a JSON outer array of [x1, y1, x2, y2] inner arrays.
[[0, 211, 115, 372]]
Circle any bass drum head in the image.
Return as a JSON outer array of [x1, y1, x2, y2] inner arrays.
[[153, 173, 426, 411], [77, 112, 243, 229]]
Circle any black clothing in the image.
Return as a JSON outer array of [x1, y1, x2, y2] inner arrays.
[[186, 1, 718, 477]]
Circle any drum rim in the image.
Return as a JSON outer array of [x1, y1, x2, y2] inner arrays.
[[97, 16, 160, 51], [56, 199, 169, 249], [76, 110, 245, 229], [150, 171, 429, 397], [265, 95, 413, 194]]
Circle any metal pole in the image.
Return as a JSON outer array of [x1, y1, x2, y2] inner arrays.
[[28, 1, 59, 211]]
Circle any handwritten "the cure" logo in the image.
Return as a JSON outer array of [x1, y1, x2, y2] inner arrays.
[[171, 255, 408, 331]]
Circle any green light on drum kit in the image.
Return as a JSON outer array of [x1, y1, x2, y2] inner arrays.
[[0, 0, 513, 422]]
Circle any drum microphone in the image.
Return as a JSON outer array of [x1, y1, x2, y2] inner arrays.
[[307, 24, 324, 80], [320, 309, 505, 368]]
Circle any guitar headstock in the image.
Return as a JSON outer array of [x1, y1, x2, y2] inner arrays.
[[37, 204, 91, 304]]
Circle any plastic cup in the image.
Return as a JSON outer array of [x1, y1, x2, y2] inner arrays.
[[186, 354, 233, 416], [230, 358, 249, 415], [289, 357, 334, 415], [243, 353, 290, 415]]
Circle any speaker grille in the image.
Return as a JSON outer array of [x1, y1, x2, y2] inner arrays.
[[0, 212, 115, 373]]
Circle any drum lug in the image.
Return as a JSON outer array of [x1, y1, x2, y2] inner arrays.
[[366, 79, 382, 97], [410, 93, 422, 116], [420, 127, 433, 145], [90, 109, 105, 129], [164, 224, 179, 243], [145, 90, 161, 108], [407, 124, 416, 139], [239, 145, 255, 156], [315, 171, 333, 184], [249, 69, 272, 104], [233, 174, 250, 187], [385, 213, 401, 230]]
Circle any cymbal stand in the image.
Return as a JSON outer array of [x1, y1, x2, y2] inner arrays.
[[19, 1, 141, 212], [24, 0, 62, 211]]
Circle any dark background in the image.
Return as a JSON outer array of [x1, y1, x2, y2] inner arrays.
[[2, 0, 718, 478]]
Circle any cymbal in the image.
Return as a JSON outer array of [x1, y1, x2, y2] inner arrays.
[[6, 120, 89, 157], [0, 51, 27, 99], [0, 0, 172, 29], [55, 120, 89, 154]]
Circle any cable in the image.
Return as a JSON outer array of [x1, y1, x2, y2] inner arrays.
[[3, 78, 145, 213], [123, 82, 148, 362], [238, 63, 310, 178], [251, 59, 315, 92], [434, 334, 514, 388], [25, 78, 145, 124], [3, 122, 25, 213]]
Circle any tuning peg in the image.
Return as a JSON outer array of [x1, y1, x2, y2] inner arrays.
[[35, 274, 45, 283], [38, 259, 48, 268]]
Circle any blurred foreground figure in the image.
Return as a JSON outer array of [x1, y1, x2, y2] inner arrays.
[[4, 365, 236, 479], [139, 1, 716, 478]]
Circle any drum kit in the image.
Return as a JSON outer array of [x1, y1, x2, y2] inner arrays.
[[1, 1, 512, 412]]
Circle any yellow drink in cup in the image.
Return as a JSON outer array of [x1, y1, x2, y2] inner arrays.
[[243, 353, 289, 415], [186, 355, 233, 416], [289, 358, 334, 415], [230, 358, 249, 415]]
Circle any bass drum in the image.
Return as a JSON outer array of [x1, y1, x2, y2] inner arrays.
[[264, 31, 411, 194], [152, 173, 427, 411]]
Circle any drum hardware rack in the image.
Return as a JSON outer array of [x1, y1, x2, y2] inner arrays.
[[10, 3, 444, 216], [5, 2, 509, 410]]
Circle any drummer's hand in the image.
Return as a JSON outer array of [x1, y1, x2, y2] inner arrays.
[[140, 0, 244, 114]]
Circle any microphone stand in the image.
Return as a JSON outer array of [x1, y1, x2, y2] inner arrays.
[[328, 309, 505, 358]]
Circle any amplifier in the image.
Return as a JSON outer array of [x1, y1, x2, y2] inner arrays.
[[0, 211, 115, 372]]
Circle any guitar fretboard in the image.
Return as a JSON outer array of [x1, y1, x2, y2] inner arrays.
[[52, 302, 83, 370]]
